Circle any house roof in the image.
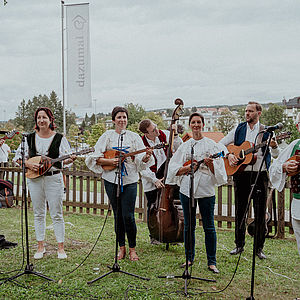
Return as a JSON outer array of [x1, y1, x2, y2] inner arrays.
[[182, 131, 225, 143]]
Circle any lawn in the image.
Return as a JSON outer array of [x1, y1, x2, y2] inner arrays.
[[0, 207, 299, 299]]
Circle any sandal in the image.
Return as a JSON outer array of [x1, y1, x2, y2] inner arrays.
[[117, 246, 126, 260], [129, 248, 139, 261]]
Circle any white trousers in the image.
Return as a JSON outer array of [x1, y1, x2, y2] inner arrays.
[[27, 173, 65, 243], [292, 217, 300, 256]]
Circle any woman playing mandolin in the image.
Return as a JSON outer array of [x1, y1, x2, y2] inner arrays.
[[13, 107, 76, 259], [167, 112, 227, 273], [85, 106, 153, 261]]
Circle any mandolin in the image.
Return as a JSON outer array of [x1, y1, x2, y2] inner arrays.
[[224, 131, 291, 176], [101, 143, 167, 171], [183, 151, 225, 174], [25, 147, 94, 179]]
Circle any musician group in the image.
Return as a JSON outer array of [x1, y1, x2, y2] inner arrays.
[[10, 101, 300, 273]]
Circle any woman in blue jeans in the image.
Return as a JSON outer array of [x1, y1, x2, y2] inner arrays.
[[167, 112, 227, 273], [86, 106, 153, 261]]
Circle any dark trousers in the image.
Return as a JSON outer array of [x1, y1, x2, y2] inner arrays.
[[144, 189, 158, 237], [233, 171, 268, 251], [104, 180, 137, 248], [180, 193, 217, 266]]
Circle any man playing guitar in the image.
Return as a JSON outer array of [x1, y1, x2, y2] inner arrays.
[[219, 101, 279, 259]]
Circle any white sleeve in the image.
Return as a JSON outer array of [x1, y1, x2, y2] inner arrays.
[[85, 133, 109, 174], [13, 139, 29, 163], [212, 143, 228, 186], [166, 143, 186, 183], [60, 136, 73, 168], [132, 134, 155, 172], [269, 142, 295, 192], [219, 127, 236, 146]]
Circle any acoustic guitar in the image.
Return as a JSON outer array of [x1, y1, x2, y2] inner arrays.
[[25, 147, 94, 179], [223, 131, 291, 176], [286, 155, 300, 176], [101, 143, 167, 171]]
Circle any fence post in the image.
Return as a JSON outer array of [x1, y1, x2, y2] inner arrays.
[[277, 190, 285, 239]]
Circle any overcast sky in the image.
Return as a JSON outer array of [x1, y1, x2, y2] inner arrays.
[[1, 0, 300, 120]]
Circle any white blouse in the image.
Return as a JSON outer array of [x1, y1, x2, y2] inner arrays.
[[140, 131, 183, 192], [13, 133, 73, 170], [269, 139, 300, 220], [166, 137, 228, 198], [85, 130, 154, 185]]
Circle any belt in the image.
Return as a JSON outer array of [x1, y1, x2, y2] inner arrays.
[[44, 170, 61, 176]]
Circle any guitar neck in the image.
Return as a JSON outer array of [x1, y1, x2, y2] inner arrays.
[[123, 148, 147, 158], [244, 141, 267, 155]]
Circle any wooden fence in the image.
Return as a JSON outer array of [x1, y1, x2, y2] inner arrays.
[[0, 164, 293, 239]]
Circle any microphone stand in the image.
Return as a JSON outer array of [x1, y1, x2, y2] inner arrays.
[[88, 132, 149, 285], [240, 131, 272, 300], [0, 133, 54, 287], [158, 143, 215, 296]]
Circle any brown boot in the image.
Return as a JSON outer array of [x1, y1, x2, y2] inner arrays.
[[129, 247, 139, 261], [117, 246, 126, 260]]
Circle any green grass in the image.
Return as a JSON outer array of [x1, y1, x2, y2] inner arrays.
[[0, 208, 299, 299]]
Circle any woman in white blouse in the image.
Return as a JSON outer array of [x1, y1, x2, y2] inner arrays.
[[14, 107, 75, 259], [167, 112, 227, 273], [85, 106, 153, 261]]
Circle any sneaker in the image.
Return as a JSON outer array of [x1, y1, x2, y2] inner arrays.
[[57, 250, 67, 259], [34, 248, 46, 259]]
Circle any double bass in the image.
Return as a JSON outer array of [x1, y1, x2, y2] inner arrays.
[[148, 98, 184, 246]]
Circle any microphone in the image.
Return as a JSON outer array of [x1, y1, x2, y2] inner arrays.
[[264, 123, 283, 132], [120, 130, 126, 136]]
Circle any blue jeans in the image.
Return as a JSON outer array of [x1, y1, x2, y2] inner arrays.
[[104, 180, 137, 248], [180, 193, 217, 266]]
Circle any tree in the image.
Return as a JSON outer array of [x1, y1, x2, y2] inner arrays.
[[191, 106, 197, 113], [14, 91, 76, 133], [124, 103, 146, 126], [260, 104, 285, 126], [86, 122, 106, 146], [67, 124, 81, 149], [216, 111, 236, 135]]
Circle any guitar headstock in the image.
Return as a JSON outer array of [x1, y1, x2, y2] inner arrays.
[[154, 143, 168, 150], [2, 129, 19, 140], [275, 131, 291, 142], [211, 151, 225, 159]]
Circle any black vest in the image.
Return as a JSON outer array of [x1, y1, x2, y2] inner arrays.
[[27, 132, 63, 169]]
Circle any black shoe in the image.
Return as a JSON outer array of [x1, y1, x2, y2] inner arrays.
[[150, 238, 161, 245], [256, 249, 266, 259], [208, 265, 220, 274], [0, 240, 17, 249], [230, 247, 244, 255]]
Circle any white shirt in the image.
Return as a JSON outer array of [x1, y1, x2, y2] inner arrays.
[[166, 137, 228, 198], [85, 130, 154, 185], [0, 143, 10, 163], [13, 133, 73, 170], [269, 139, 300, 220], [140, 130, 183, 192], [219, 122, 279, 171]]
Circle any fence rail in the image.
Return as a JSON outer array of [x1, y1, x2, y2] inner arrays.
[[0, 164, 293, 239]]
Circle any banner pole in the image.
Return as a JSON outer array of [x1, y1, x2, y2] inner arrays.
[[61, 0, 66, 135]]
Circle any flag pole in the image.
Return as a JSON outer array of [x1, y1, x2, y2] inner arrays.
[[61, 0, 66, 135]]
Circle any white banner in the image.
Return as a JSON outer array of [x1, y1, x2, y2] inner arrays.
[[65, 3, 91, 108]]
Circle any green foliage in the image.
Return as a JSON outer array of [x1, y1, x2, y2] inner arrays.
[[216, 110, 236, 135], [127, 122, 140, 134], [260, 104, 286, 126], [85, 122, 106, 146], [283, 117, 300, 144], [236, 107, 245, 123], [124, 103, 146, 126], [142, 111, 167, 130], [14, 91, 76, 133]]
